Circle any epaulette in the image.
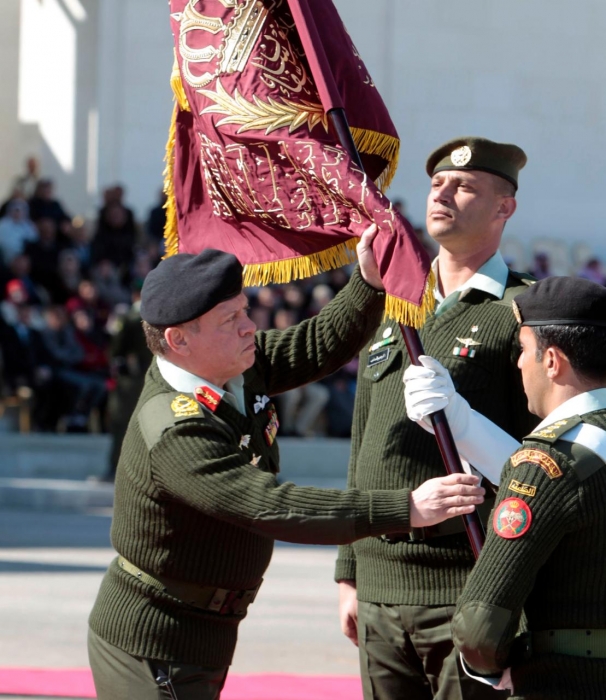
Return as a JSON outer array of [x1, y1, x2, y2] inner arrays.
[[525, 416, 583, 444], [493, 270, 535, 308], [138, 392, 207, 450]]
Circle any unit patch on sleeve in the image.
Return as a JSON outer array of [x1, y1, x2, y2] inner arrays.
[[493, 498, 532, 539], [511, 449, 563, 479], [508, 479, 537, 498]]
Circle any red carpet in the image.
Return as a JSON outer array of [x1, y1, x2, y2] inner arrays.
[[0, 668, 363, 699]]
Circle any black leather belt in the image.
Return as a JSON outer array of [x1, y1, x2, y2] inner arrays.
[[117, 556, 262, 616]]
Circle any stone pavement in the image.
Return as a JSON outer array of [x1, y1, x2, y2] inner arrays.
[[0, 508, 359, 699]]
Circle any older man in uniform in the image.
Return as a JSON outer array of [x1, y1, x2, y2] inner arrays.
[[87, 226, 485, 700], [448, 276, 606, 698], [337, 137, 535, 700]]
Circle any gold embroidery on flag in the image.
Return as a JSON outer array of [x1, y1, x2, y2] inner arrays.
[[200, 80, 327, 135]]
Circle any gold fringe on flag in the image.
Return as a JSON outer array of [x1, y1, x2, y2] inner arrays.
[[163, 58, 192, 258], [170, 52, 191, 113], [243, 238, 359, 286], [350, 127, 400, 192], [162, 105, 180, 258], [384, 269, 436, 329]]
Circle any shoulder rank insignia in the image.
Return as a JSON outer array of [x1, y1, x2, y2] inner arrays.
[[508, 479, 537, 498], [195, 385, 222, 413], [493, 498, 532, 539], [171, 394, 201, 418], [527, 417, 582, 443], [511, 449, 563, 479]]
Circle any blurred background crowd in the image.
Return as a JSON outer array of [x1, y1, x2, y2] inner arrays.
[[1, 156, 605, 477]]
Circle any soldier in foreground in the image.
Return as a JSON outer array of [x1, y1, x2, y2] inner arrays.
[[407, 276, 606, 697], [88, 226, 484, 700]]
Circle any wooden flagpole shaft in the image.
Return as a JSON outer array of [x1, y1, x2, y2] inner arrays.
[[327, 107, 485, 559]]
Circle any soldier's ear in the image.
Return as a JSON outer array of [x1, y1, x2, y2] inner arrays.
[[164, 326, 190, 356], [497, 196, 517, 221]]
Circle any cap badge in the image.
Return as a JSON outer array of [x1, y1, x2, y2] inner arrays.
[[512, 300, 523, 324], [451, 145, 472, 167], [171, 395, 201, 418], [254, 394, 270, 414]]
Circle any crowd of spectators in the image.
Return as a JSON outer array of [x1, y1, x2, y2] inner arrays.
[[0, 160, 604, 443]]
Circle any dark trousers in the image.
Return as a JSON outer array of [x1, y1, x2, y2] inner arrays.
[[88, 629, 229, 700], [357, 601, 509, 700]]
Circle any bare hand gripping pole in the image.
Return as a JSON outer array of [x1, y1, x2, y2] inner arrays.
[[286, 0, 485, 558]]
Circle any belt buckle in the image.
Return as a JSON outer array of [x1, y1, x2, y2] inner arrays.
[[207, 580, 263, 616]]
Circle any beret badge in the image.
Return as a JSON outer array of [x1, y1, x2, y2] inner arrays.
[[450, 145, 472, 167]]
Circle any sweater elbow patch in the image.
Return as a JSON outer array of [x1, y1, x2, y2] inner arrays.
[[452, 602, 512, 675]]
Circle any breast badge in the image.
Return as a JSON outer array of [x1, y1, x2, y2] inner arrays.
[[452, 337, 482, 358], [264, 405, 280, 446], [511, 449, 563, 479], [493, 498, 532, 539]]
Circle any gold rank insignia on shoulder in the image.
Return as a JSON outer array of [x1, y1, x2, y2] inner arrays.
[[451, 145, 472, 166], [508, 479, 537, 498], [171, 394, 201, 418], [511, 449, 563, 479], [528, 419, 570, 441]]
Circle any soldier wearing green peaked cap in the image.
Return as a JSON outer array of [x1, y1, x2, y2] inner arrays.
[[426, 136, 527, 190]]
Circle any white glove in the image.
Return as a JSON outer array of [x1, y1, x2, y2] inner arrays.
[[403, 356, 520, 484]]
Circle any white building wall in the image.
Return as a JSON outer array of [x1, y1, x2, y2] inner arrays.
[[1, 0, 605, 262]]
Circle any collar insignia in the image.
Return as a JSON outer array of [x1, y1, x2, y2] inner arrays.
[[194, 385, 222, 413], [171, 395, 201, 418], [250, 454, 262, 467]]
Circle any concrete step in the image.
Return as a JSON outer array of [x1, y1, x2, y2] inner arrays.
[[0, 477, 115, 512], [0, 436, 351, 511], [0, 434, 111, 480]]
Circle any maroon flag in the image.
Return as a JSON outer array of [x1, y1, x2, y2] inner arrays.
[[165, 0, 434, 326]]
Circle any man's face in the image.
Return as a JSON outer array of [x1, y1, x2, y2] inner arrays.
[[426, 170, 510, 253], [517, 326, 550, 418], [181, 293, 257, 385]]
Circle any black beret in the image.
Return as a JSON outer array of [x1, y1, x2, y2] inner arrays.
[[426, 136, 527, 190], [513, 277, 606, 328], [140, 249, 243, 326]]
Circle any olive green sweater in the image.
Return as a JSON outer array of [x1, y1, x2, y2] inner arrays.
[[453, 409, 606, 699], [89, 270, 412, 667], [336, 274, 536, 605]]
